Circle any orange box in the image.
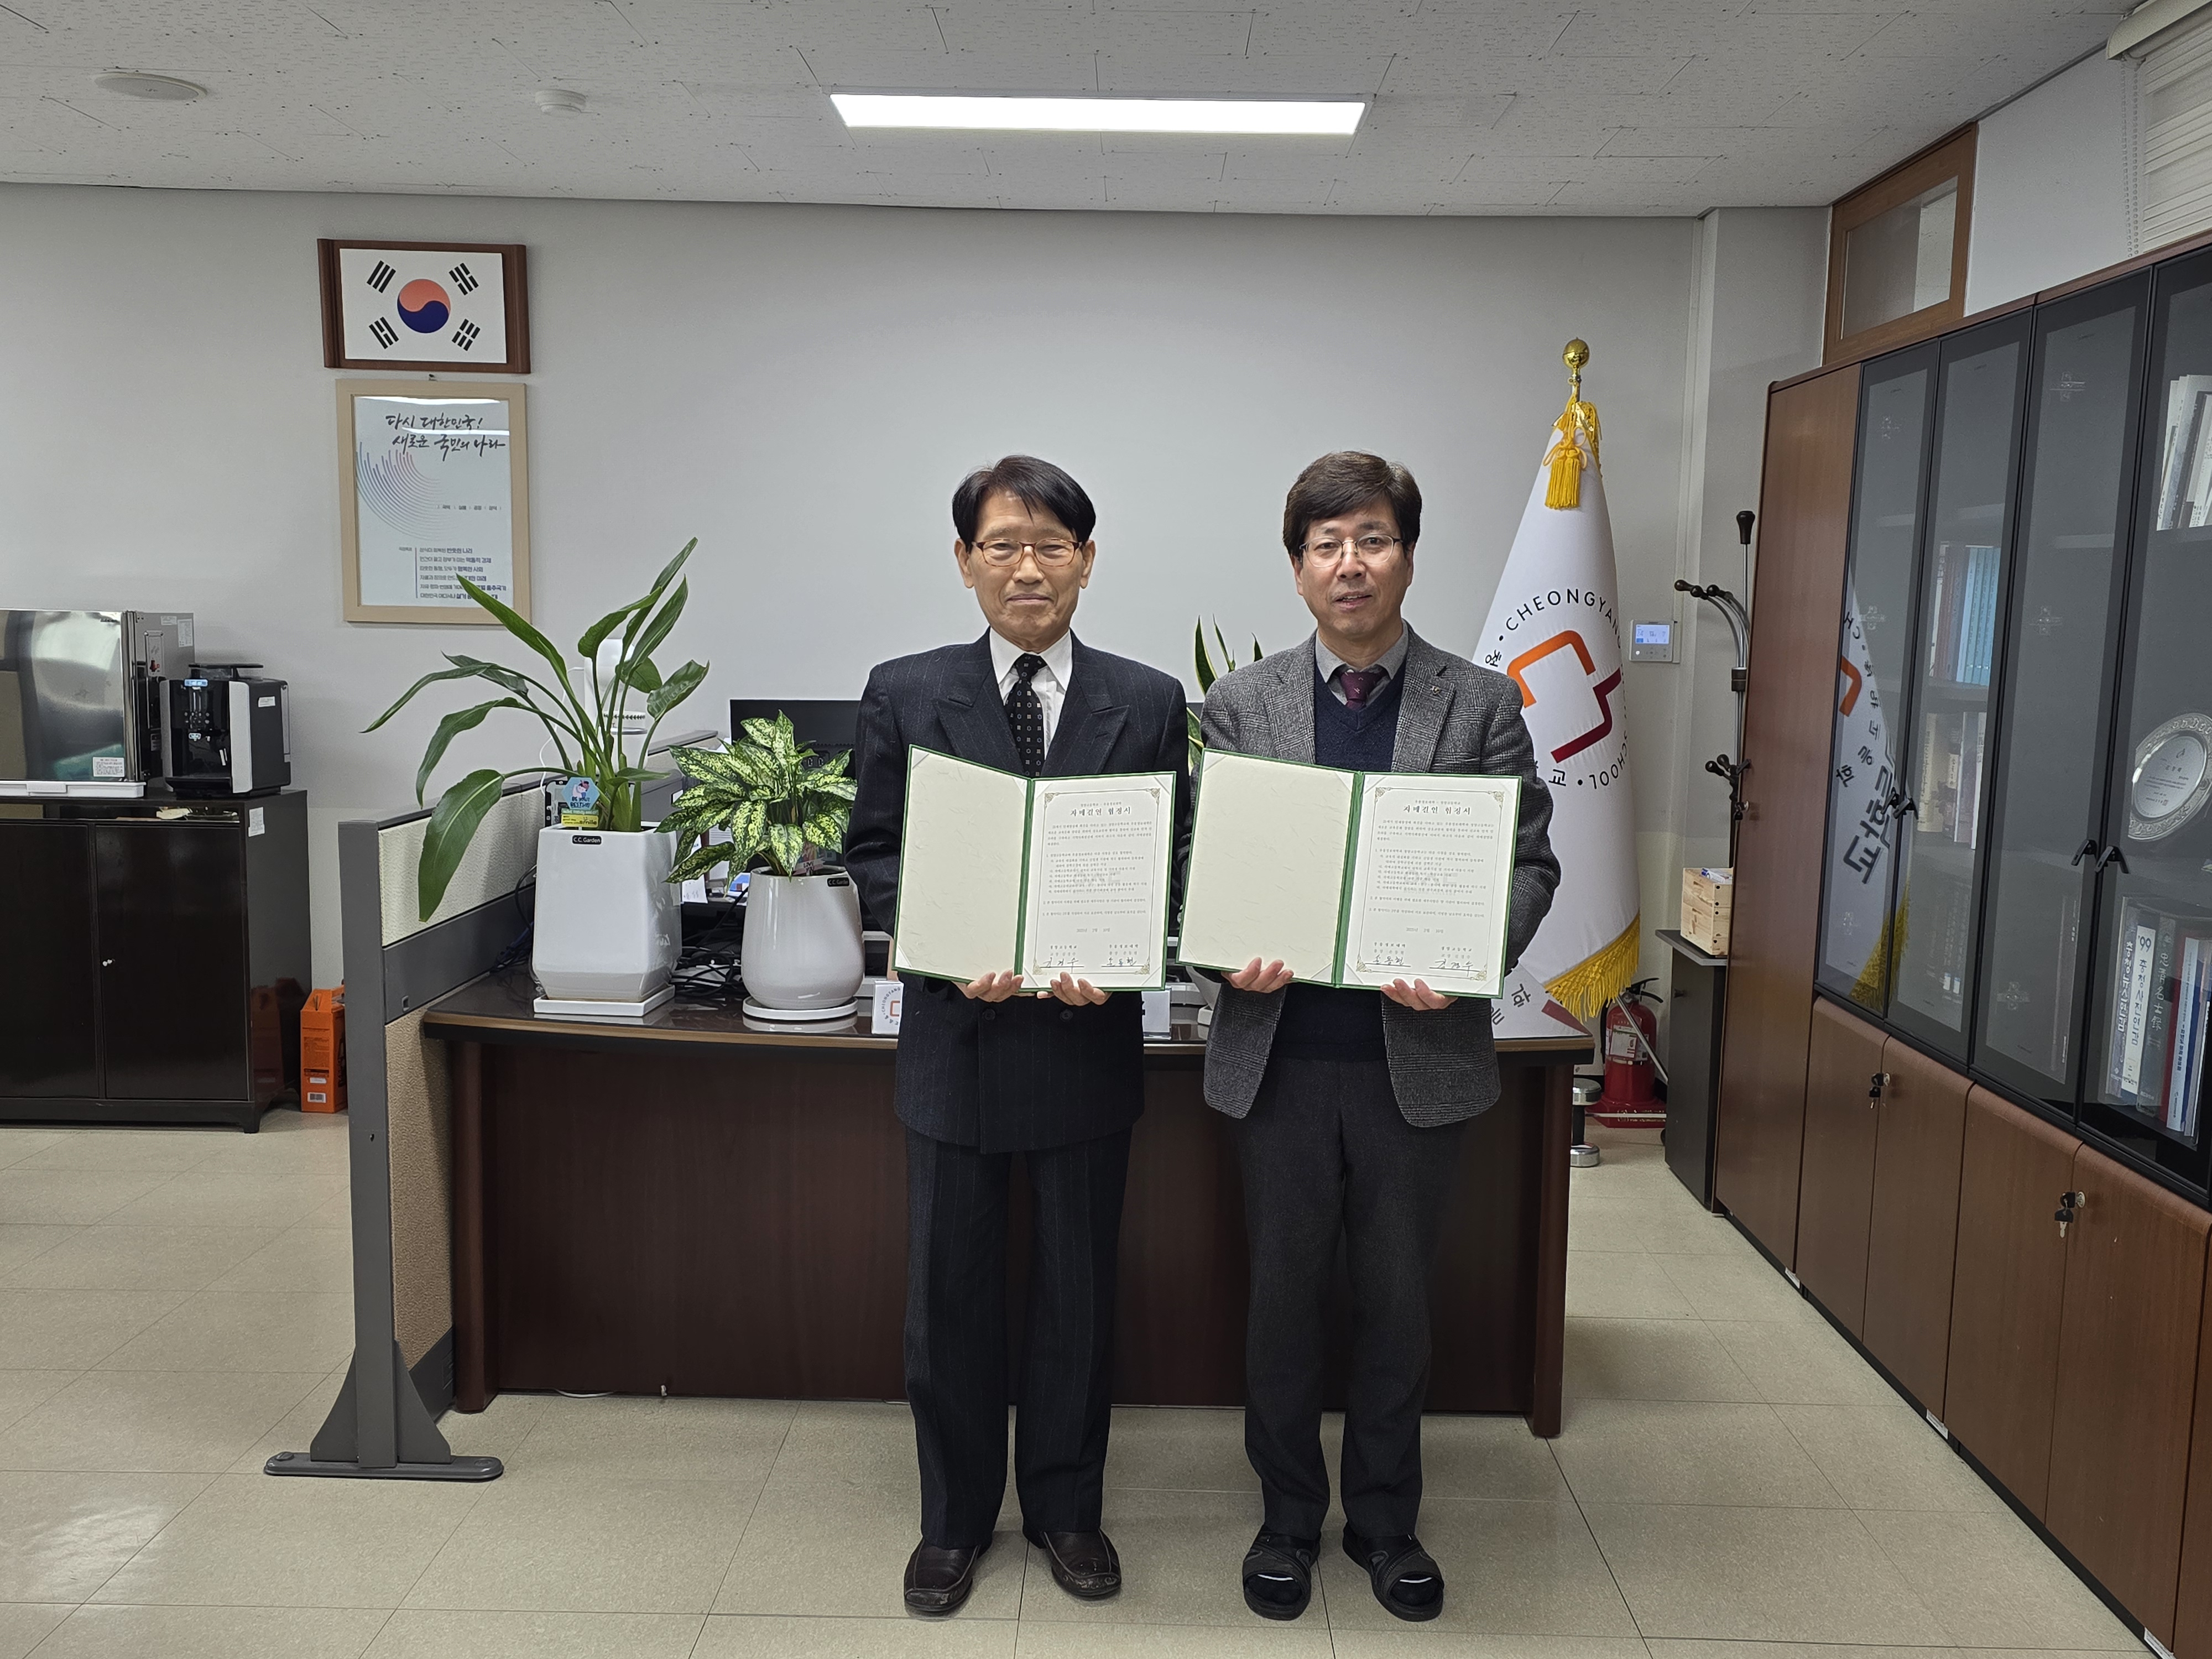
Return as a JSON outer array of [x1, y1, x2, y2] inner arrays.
[[300, 986, 347, 1113]]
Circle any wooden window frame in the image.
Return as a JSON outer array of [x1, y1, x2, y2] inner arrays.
[[1824, 126, 1978, 366]]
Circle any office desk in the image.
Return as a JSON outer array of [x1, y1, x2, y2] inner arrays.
[[425, 969, 1588, 1433]]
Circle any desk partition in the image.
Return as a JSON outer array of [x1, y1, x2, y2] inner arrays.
[[270, 735, 708, 1481]]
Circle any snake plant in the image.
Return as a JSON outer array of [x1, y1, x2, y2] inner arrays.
[[1190, 618, 1264, 771]]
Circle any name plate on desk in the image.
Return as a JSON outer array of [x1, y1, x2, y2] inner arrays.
[[870, 978, 904, 1035]]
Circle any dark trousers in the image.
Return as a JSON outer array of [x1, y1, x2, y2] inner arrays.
[[905, 1125, 1131, 1548], [1233, 1056, 1468, 1541]]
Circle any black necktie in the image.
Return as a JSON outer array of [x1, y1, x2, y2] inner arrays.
[[1006, 653, 1047, 776]]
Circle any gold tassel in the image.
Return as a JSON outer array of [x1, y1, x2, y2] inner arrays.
[[1545, 338, 1600, 513], [1543, 913, 1642, 1022], [1544, 420, 1584, 509], [1849, 889, 1908, 1011]]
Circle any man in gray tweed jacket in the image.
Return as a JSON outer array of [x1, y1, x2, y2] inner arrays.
[[1204, 452, 1558, 1626]]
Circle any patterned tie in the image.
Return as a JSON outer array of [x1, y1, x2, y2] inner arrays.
[[1006, 653, 1048, 775], [1340, 665, 1388, 708]]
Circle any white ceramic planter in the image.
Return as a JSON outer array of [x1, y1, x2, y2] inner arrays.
[[744, 869, 864, 1011], [533, 826, 679, 1003]]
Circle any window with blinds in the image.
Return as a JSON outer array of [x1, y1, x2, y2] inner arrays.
[[2141, 17, 2212, 250]]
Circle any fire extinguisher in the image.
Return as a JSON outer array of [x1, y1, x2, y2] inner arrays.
[[1596, 979, 1666, 1120]]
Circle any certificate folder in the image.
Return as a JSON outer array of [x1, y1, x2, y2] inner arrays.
[[1178, 750, 1520, 998], [890, 747, 1175, 992]]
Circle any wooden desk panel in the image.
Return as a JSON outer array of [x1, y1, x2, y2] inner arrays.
[[434, 973, 1582, 1431]]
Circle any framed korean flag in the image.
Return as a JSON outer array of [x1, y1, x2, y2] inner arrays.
[[318, 239, 531, 374]]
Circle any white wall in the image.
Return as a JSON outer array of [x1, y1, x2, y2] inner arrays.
[[1968, 53, 2136, 312], [0, 184, 1814, 990], [1663, 208, 1830, 951]]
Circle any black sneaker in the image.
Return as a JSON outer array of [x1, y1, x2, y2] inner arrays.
[[1241, 1528, 1318, 1620], [1343, 1526, 1443, 1621]]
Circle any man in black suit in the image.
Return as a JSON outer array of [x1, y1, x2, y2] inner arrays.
[[846, 455, 1192, 1618]]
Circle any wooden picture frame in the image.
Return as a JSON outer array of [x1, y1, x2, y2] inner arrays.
[[319, 239, 531, 375], [337, 379, 532, 626], [1824, 126, 1977, 367]]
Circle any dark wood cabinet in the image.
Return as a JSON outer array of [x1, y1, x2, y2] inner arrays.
[[1662, 929, 1728, 1208], [0, 817, 99, 1098], [1717, 363, 1862, 1266], [2171, 1268, 2212, 1658], [0, 792, 308, 1130], [92, 823, 249, 1100], [1944, 1087, 2076, 1516], [2046, 1145, 2209, 1646], [1861, 1037, 1972, 1413], [1796, 999, 1886, 1333]]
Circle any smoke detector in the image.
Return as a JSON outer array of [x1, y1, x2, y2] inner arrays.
[[535, 89, 587, 116], [95, 71, 207, 102]]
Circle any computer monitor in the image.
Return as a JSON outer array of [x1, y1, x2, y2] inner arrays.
[[727, 699, 860, 757]]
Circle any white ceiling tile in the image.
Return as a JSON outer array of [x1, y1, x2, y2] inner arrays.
[[0, 0, 2116, 212]]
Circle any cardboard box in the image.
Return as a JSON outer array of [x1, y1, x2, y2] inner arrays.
[[1681, 867, 1733, 957], [300, 986, 346, 1112]]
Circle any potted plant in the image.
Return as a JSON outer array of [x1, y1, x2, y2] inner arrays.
[[365, 540, 708, 1011], [1189, 618, 1262, 772], [663, 713, 863, 1016]]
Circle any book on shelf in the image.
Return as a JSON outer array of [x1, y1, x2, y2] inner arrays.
[[1914, 708, 1986, 846], [2158, 375, 2212, 530], [2052, 887, 2079, 1078], [2104, 898, 2212, 1136], [1924, 543, 2000, 686]]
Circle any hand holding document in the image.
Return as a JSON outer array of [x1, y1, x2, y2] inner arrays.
[[1179, 751, 1519, 998], [891, 748, 1175, 992]]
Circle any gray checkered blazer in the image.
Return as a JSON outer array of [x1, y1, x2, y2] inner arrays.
[[1198, 627, 1560, 1126]]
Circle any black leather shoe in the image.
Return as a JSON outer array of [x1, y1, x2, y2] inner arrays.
[[1343, 1527, 1443, 1621], [1024, 1526, 1122, 1599], [904, 1538, 988, 1616], [1242, 1528, 1318, 1620]]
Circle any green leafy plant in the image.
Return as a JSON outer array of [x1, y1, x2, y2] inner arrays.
[[1189, 618, 1264, 771], [661, 713, 858, 884], [366, 540, 708, 920]]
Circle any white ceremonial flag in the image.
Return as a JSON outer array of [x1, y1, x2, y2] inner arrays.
[[1820, 580, 1897, 1005], [1475, 355, 1638, 1039]]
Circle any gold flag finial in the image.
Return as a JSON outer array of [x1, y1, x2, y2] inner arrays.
[[1546, 337, 1600, 510]]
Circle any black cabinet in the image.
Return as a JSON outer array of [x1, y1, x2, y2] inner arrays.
[[1661, 927, 1726, 1207], [0, 791, 308, 1130], [0, 822, 98, 1098]]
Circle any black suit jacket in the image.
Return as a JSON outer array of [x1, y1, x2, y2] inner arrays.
[[846, 632, 1193, 1154]]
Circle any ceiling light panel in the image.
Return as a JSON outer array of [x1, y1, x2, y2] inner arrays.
[[830, 93, 1365, 135]]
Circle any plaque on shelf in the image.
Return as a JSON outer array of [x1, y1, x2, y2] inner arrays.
[[2129, 712, 2212, 842]]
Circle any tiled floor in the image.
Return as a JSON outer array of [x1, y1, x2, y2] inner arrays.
[[0, 1116, 2146, 1658]]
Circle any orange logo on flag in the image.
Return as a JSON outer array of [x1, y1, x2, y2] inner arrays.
[[1505, 630, 1624, 764]]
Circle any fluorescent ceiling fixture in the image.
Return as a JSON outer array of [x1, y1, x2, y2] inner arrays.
[[831, 93, 1364, 135]]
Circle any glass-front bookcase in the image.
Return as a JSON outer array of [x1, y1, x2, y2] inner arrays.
[[1814, 246, 2212, 1201], [1976, 278, 2148, 1114], [1818, 347, 1936, 1014], [2080, 251, 2212, 1192], [1816, 317, 2029, 1066]]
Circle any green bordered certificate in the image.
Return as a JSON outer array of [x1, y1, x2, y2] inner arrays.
[[890, 747, 1176, 992], [1178, 749, 1520, 998]]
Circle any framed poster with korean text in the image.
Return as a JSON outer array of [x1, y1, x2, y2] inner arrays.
[[337, 379, 531, 625], [318, 239, 530, 374]]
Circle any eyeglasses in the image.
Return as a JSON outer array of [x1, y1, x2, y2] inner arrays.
[[1302, 533, 1401, 563], [973, 539, 1081, 568]]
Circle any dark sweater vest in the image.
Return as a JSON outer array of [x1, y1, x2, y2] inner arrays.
[[1270, 665, 1402, 1063]]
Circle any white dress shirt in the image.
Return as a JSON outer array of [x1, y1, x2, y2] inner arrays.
[[989, 629, 1074, 752]]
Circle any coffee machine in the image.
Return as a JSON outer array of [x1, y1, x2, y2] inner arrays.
[[158, 664, 291, 797]]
